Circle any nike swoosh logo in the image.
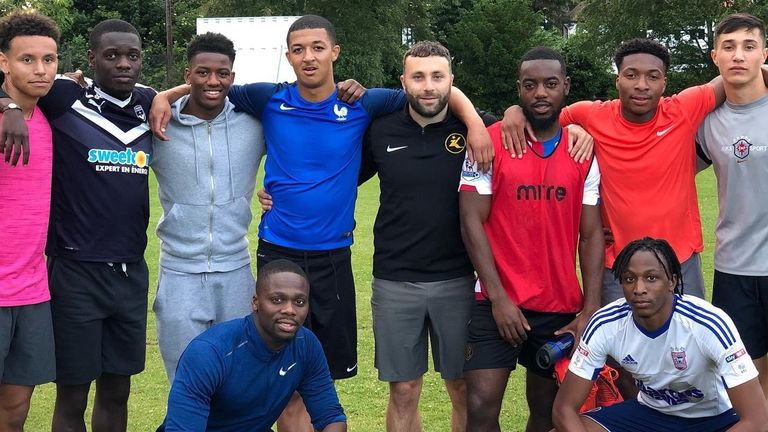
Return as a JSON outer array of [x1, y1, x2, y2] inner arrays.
[[386, 145, 408, 153], [346, 364, 357, 372], [279, 362, 297, 376], [279, 103, 296, 111], [656, 126, 674, 136]]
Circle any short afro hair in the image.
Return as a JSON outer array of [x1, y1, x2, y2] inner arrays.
[[89, 19, 140, 51], [287, 15, 336, 46], [187, 32, 236, 65], [715, 13, 766, 47], [519, 46, 567, 76], [614, 38, 670, 73], [0, 11, 60, 53], [256, 259, 309, 294]]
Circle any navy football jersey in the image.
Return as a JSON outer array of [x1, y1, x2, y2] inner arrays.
[[39, 77, 155, 262]]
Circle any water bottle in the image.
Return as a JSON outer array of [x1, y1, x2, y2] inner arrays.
[[535, 333, 575, 369]]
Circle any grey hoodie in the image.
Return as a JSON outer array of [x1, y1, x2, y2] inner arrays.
[[151, 95, 265, 273]]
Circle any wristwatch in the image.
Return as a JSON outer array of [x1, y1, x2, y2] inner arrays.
[[1, 102, 20, 113]]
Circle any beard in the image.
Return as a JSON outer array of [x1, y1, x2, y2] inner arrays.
[[406, 90, 450, 118], [521, 103, 563, 132]]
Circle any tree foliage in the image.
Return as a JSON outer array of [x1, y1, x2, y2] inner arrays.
[[575, 0, 767, 93], [198, 0, 425, 87], [2, 0, 765, 104]]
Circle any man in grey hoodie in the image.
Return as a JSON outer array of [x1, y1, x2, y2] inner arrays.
[[150, 33, 265, 382]]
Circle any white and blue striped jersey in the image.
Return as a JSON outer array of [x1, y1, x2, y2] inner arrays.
[[570, 295, 757, 418]]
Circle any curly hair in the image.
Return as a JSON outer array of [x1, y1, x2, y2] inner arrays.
[[614, 38, 670, 73], [187, 32, 236, 65], [0, 11, 60, 53]]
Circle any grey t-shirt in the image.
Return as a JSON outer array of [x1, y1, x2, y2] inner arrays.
[[696, 94, 768, 275]]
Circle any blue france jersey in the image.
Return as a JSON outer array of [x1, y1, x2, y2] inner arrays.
[[228, 82, 405, 250]]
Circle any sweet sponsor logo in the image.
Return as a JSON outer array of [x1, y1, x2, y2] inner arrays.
[[87, 148, 150, 174]]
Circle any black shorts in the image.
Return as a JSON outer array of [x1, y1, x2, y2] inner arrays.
[[712, 271, 768, 359], [257, 240, 357, 380], [463, 300, 575, 378], [48, 256, 149, 385]]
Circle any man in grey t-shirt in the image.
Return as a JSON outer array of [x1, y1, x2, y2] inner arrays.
[[696, 13, 768, 397]]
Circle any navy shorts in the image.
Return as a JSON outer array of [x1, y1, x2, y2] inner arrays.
[[584, 399, 738, 432], [712, 271, 768, 359], [463, 300, 575, 378], [48, 257, 148, 385]]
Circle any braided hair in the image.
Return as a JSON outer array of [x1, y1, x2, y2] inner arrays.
[[611, 237, 683, 295]]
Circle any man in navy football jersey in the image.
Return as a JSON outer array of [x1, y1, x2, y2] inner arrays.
[[0, 19, 155, 432]]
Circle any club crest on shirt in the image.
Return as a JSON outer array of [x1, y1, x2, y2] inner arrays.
[[671, 349, 687, 371], [134, 105, 146, 122], [445, 133, 466, 154], [733, 137, 751, 160]]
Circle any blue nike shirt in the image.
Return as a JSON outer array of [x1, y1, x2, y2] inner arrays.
[[228, 82, 405, 250]]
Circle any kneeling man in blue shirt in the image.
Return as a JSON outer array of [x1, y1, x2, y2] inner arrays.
[[160, 259, 347, 431]]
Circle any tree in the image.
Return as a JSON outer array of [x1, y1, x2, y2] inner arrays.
[[559, 33, 614, 102], [445, 0, 562, 114], [198, 0, 433, 87], [573, 0, 768, 93]]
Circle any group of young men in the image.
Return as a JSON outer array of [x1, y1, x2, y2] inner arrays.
[[1, 7, 768, 432]]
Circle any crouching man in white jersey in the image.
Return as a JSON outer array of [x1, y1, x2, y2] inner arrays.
[[552, 237, 768, 432]]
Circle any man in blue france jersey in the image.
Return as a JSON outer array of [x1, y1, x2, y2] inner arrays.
[[160, 260, 346, 432], [149, 14, 492, 431], [0, 19, 154, 432], [553, 238, 768, 432]]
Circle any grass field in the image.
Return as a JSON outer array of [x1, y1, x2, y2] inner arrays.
[[24, 168, 719, 431]]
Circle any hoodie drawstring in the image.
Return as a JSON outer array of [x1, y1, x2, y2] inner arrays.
[[190, 123, 200, 185], [224, 110, 235, 201]]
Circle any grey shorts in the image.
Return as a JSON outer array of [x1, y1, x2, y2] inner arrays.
[[371, 276, 474, 382], [602, 253, 704, 305], [0, 301, 56, 385], [153, 264, 255, 382]]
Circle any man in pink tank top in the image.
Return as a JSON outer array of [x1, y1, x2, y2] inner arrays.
[[0, 11, 59, 432]]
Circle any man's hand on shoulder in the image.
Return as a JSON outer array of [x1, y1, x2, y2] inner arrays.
[[149, 92, 175, 141], [500, 105, 532, 159], [466, 120, 493, 173], [0, 103, 29, 166], [63, 69, 87, 88], [336, 80, 365, 104], [565, 125, 594, 163]]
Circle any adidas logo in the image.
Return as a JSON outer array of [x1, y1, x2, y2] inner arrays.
[[621, 355, 637, 365]]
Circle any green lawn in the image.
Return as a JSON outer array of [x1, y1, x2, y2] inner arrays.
[[25, 168, 719, 431]]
